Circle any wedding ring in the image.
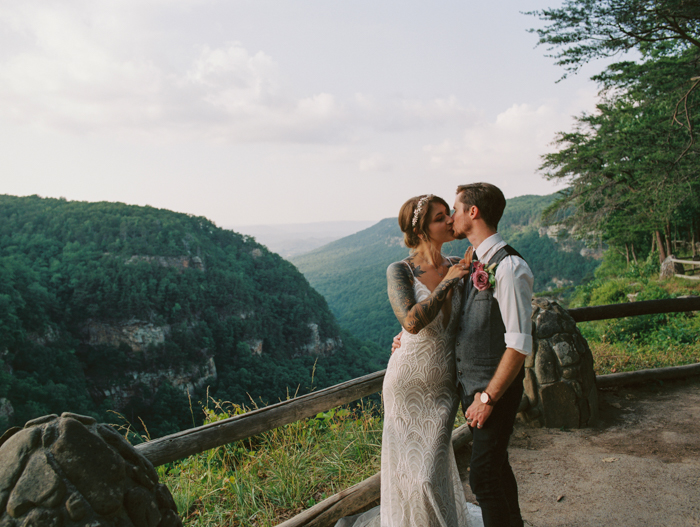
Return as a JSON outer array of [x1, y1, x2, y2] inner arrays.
[[466, 417, 473, 424]]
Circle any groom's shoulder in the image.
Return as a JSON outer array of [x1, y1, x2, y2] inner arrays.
[[501, 244, 524, 261], [495, 244, 533, 280]]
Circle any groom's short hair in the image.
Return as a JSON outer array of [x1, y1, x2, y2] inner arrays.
[[456, 183, 506, 230]]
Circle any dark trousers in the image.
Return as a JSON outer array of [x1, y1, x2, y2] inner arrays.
[[459, 368, 524, 527]]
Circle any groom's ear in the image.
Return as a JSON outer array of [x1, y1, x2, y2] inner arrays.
[[469, 205, 480, 219]]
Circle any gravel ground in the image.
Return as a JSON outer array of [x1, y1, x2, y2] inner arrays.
[[461, 377, 700, 527]]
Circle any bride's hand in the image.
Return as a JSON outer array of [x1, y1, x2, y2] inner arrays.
[[444, 259, 470, 281], [459, 246, 474, 270]]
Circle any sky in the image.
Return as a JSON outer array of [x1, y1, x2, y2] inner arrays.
[[0, 0, 605, 227]]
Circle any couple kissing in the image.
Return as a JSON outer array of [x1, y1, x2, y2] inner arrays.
[[337, 182, 533, 527]]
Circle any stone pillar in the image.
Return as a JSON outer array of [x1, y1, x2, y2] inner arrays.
[[519, 299, 599, 428]]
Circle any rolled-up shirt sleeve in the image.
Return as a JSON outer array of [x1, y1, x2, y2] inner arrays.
[[494, 256, 534, 355]]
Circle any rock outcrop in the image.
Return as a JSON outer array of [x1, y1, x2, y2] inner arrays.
[[519, 299, 599, 428], [125, 255, 204, 272], [0, 413, 181, 527], [660, 255, 684, 279], [297, 323, 342, 357], [86, 320, 169, 353]]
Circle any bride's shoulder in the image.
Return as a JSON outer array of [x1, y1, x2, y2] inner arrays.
[[387, 260, 412, 279], [387, 259, 410, 271]]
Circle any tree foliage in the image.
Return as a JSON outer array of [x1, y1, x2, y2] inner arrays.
[[528, 0, 700, 76], [541, 50, 700, 254], [532, 1, 700, 263]]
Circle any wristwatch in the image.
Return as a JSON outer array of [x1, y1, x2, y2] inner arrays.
[[480, 391, 494, 406]]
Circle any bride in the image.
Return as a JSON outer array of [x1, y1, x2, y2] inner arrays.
[[337, 194, 474, 527]]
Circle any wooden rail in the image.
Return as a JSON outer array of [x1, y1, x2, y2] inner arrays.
[[567, 296, 700, 322], [596, 362, 700, 388], [671, 258, 700, 266], [135, 370, 384, 467], [671, 256, 700, 280], [136, 296, 700, 468]]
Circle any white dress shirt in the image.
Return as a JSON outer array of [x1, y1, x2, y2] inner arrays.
[[474, 233, 534, 355]]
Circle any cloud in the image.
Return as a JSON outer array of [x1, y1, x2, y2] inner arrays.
[[353, 93, 477, 132], [359, 153, 392, 172], [0, 2, 481, 144], [423, 101, 589, 195]]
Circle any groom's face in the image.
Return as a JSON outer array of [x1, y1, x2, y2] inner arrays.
[[451, 194, 471, 239]]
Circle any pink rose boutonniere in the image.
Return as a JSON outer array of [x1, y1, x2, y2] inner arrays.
[[472, 262, 497, 291]]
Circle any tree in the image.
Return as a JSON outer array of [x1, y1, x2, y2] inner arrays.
[[540, 49, 700, 262], [528, 0, 700, 77]]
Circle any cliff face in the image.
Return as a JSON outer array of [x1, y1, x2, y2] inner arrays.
[[84, 317, 341, 409], [86, 320, 169, 352], [97, 356, 218, 409]]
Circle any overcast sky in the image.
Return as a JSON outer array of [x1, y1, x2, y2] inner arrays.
[[0, 0, 604, 226]]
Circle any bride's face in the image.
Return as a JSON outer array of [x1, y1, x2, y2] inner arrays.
[[425, 203, 455, 244]]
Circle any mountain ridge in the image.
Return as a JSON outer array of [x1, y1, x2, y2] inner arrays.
[[291, 193, 601, 349]]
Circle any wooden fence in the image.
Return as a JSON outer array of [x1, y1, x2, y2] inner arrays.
[[670, 257, 700, 280], [133, 296, 700, 525]]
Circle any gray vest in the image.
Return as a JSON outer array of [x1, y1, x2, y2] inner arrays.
[[454, 245, 524, 396]]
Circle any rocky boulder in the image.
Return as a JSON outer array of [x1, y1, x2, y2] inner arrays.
[[660, 255, 684, 279], [0, 413, 181, 527], [519, 299, 599, 428]]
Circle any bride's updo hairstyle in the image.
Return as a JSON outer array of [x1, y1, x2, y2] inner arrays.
[[398, 194, 450, 249]]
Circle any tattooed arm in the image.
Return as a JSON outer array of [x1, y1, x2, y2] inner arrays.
[[387, 261, 469, 335]]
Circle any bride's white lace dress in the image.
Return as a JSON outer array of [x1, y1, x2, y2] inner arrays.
[[337, 266, 473, 527]]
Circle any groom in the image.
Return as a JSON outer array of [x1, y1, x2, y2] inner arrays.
[[452, 182, 533, 527]]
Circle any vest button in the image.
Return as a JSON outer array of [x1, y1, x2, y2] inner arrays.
[[458, 370, 462, 375], [456, 358, 461, 362], [456, 341, 460, 346]]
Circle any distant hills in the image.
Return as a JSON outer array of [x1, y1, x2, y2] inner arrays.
[[231, 221, 376, 258], [291, 194, 601, 349], [0, 195, 384, 437]]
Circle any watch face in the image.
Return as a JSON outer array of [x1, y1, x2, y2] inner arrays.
[[480, 392, 489, 404]]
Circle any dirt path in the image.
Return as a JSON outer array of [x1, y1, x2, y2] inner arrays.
[[464, 377, 700, 526]]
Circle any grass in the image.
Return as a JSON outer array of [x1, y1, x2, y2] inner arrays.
[[157, 398, 383, 526], [577, 275, 700, 375], [590, 340, 700, 375], [153, 396, 467, 526]]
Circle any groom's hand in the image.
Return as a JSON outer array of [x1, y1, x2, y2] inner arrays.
[[465, 392, 493, 429]]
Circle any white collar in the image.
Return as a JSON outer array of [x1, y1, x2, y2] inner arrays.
[[475, 232, 504, 262]]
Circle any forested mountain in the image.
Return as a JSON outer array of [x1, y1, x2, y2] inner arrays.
[[291, 194, 601, 349], [0, 195, 385, 437]]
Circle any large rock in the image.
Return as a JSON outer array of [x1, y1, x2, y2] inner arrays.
[[0, 413, 181, 527], [518, 298, 598, 428], [660, 255, 685, 279]]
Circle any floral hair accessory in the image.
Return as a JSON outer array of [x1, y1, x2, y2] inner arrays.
[[412, 195, 432, 227], [472, 261, 497, 291]]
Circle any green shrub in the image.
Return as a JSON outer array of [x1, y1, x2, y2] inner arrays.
[[588, 279, 630, 306]]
